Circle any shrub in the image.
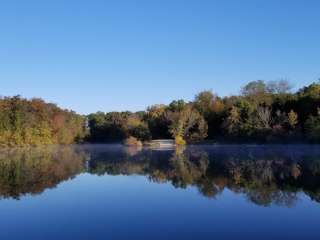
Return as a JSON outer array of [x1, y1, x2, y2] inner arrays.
[[129, 124, 151, 141], [123, 136, 143, 147]]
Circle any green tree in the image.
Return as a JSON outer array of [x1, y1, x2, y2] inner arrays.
[[242, 80, 267, 96], [194, 90, 215, 117], [146, 105, 171, 139]]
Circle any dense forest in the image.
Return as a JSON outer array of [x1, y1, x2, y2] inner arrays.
[[88, 80, 320, 144], [0, 96, 87, 146], [1, 80, 320, 146]]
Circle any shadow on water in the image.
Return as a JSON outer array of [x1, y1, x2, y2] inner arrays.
[[1, 144, 320, 206]]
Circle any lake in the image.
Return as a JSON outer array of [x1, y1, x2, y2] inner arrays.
[[0, 144, 319, 240]]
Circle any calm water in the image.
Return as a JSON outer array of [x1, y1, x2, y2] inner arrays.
[[0, 145, 319, 240]]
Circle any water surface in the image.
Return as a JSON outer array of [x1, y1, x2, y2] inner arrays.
[[0, 144, 319, 240]]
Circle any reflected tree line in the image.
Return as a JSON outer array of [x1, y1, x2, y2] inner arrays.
[[88, 146, 320, 206], [0, 146, 87, 199], [1, 145, 320, 206]]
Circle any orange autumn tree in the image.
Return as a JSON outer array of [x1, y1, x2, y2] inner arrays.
[[0, 96, 86, 146]]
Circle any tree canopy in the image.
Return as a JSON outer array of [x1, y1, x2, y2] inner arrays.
[[1, 80, 320, 145], [0, 96, 87, 146], [87, 80, 320, 143]]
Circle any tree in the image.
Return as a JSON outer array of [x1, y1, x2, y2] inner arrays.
[[242, 80, 267, 96], [194, 90, 215, 117], [146, 105, 171, 139], [255, 107, 272, 130], [126, 114, 151, 141], [295, 82, 320, 122], [88, 111, 150, 142], [241, 80, 274, 106], [287, 110, 298, 129], [305, 109, 320, 141], [194, 90, 226, 139], [168, 105, 208, 142], [0, 96, 86, 146], [2, 80, 320, 145], [223, 106, 241, 136], [298, 82, 320, 98], [267, 79, 292, 94], [168, 100, 186, 112]]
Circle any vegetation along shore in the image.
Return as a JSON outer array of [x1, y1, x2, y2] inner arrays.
[[1, 80, 320, 146]]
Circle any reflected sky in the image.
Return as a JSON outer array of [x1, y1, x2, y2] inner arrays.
[[0, 145, 319, 240]]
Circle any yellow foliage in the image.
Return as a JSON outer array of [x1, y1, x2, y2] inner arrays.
[[288, 110, 298, 129], [175, 136, 186, 145], [126, 116, 142, 128]]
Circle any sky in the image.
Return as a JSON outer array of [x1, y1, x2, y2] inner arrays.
[[1, 0, 319, 114]]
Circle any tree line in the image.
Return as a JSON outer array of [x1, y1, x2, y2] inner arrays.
[[1, 80, 319, 146], [88, 80, 320, 144], [0, 96, 87, 146]]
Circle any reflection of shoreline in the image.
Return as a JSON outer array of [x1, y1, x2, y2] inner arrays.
[[0, 146, 86, 200], [0, 145, 320, 206], [88, 145, 320, 206]]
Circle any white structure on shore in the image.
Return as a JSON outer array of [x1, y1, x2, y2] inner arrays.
[[149, 139, 175, 149]]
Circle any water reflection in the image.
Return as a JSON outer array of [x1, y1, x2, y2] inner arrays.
[[1, 145, 320, 206], [0, 146, 86, 199]]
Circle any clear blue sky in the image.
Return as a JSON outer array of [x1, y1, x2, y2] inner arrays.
[[1, 0, 319, 114]]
